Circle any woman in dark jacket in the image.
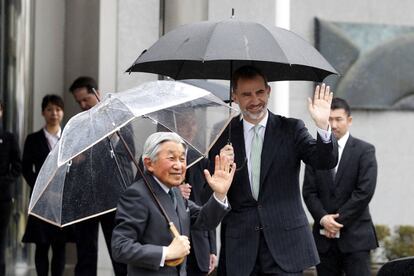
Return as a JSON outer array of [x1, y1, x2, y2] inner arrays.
[[0, 100, 22, 276], [22, 95, 72, 276]]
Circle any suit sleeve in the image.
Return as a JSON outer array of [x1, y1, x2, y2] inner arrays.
[[336, 145, 377, 226], [9, 133, 21, 179], [111, 187, 163, 271], [189, 196, 230, 231], [22, 135, 36, 188], [208, 230, 217, 255], [302, 164, 328, 224], [294, 119, 338, 170]]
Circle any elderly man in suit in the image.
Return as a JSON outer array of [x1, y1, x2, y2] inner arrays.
[[111, 132, 235, 275], [303, 97, 378, 276], [210, 65, 338, 275]]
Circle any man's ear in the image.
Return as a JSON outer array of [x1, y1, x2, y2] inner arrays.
[[348, 115, 353, 126], [266, 85, 271, 96], [143, 157, 154, 173], [231, 91, 238, 104]]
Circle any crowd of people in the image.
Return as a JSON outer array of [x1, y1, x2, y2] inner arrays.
[[0, 66, 378, 276]]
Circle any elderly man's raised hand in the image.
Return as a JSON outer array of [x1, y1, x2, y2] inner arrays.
[[307, 83, 333, 130], [204, 155, 236, 201]]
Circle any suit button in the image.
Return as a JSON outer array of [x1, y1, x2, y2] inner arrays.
[[258, 205, 262, 209], [255, 226, 260, 231]]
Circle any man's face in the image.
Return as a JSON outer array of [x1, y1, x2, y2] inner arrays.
[[232, 75, 270, 124], [42, 103, 64, 126], [145, 141, 187, 188], [329, 108, 352, 140], [72, 87, 99, 111]]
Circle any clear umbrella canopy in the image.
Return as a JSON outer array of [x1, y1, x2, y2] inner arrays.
[[28, 80, 238, 227]]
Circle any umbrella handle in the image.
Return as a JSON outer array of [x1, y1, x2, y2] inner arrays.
[[165, 222, 185, 267]]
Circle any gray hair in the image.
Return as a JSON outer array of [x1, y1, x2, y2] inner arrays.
[[142, 132, 187, 164]]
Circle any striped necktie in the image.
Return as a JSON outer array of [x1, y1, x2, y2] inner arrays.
[[251, 124, 263, 200]]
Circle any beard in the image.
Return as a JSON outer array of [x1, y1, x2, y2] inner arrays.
[[240, 104, 268, 121]]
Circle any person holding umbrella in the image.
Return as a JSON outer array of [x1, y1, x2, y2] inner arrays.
[[209, 65, 338, 275], [68, 76, 131, 276], [111, 132, 235, 276]]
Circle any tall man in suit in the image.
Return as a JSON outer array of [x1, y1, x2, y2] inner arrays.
[[210, 65, 338, 275], [111, 132, 235, 275], [302, 97, 378, 276], [68, 76, 133, 276]]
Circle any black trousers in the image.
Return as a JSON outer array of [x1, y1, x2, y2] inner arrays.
[[250, 232, 303, 276], [317, 240, 370, 276], [218, 229, 302, 276], [35, 242, 66, 276], [74, 212, 127, 276], [0, 201, 12, 276], [186, 247, 208, 276]]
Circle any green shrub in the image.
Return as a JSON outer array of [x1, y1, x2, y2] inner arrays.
[[375, 224, 391, 243], [384, 225, 414, 260]]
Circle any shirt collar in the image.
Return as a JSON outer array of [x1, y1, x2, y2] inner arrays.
[[338, 131, 350, 149], [43, 127, 62, 139], [152, 175, 171, 194]]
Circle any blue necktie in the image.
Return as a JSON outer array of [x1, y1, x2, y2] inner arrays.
[[168, 189, 177, 210]]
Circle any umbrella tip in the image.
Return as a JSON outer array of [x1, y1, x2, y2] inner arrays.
[[231, 8, 235, 18]]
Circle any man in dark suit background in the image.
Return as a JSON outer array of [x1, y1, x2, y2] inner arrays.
[[111, 132, 235, 275], [210, 65, 338, 275], [0, 100, 22, 276], [302, 97, 378, 276], [68, 76, 133, 276]]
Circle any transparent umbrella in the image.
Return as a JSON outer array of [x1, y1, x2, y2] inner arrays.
[[28, 80, 238, 227]]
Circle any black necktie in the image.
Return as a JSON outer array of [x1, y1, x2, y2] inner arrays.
[[168, 189, 177, 210]]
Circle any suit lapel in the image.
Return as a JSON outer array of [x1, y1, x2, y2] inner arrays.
[[147, 176, 181, 234], [229, 117, 255, 200], [334, 136, 354, 186], [260, 113, 283, 186], [39, 130, 51, 153]]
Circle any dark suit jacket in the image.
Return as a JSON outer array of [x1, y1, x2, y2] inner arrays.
[[111, 173, 229, 276], [209, 112, 338, 274], [0, 127, 21, 201], [185, 159, 216, 272], [303, 135, 378, 253]]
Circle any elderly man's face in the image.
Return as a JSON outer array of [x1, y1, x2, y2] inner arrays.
[[146, 141, 187, 188]]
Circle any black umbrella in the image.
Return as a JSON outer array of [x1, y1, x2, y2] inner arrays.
[[180, 79, 229, 103], [127, 19, 337, 82]]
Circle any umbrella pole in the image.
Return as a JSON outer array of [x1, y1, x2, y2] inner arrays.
[[91, 88, 183, 266], [228, 61, 233, 143]]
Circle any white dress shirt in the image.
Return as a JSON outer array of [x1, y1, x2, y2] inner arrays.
[[43, 127, 61, 150], [335, 131, 350, 173], [242, 111, 332, 194]]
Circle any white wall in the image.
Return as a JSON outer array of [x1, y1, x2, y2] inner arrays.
[[116, 0, 160, 92], [290, 0, 414, 228], [32, 0, 65, 131]]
